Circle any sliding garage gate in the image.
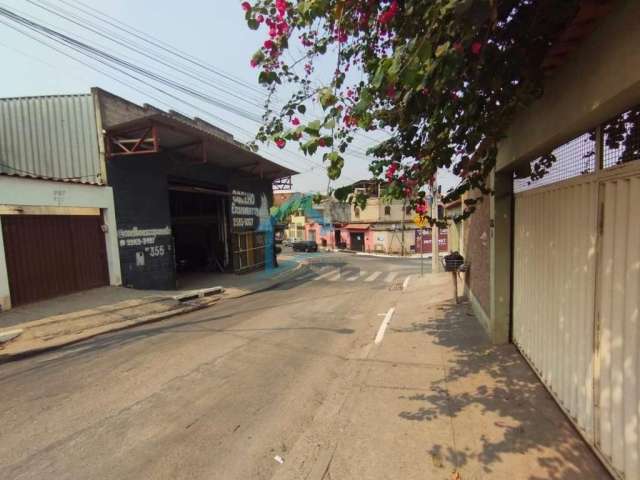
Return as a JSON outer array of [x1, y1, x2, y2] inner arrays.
[[513, 126, 640, 479], [1, 214, 109, 306]]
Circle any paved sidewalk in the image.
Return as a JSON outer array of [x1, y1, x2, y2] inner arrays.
[[0, 256, 305, 358], [0, 256, 303, 329], [277, 274, 609, 480]]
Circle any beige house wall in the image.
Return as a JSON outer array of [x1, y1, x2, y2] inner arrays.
[[472, 2, 640, 345], [496, 1, 640, 173], [371, 228, 416, 254], [351, 198, 414, 224]]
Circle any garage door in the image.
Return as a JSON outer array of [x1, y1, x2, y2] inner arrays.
[[513, 157, 640, 478], [2, 215, 109, 306], [513, 177, 599, 439]]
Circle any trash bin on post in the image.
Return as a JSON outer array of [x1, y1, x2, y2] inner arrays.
[[443, 252, 465, 303]]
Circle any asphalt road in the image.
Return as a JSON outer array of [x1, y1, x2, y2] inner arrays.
[[0, 253, 428, 480]]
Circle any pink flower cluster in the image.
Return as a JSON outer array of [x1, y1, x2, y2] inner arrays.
[[378, 0, 398, 25], [415, 200, 428, 215], [385, 161, 399, 181]]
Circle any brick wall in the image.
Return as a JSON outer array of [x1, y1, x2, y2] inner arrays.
[[463, 192, 490, 317]]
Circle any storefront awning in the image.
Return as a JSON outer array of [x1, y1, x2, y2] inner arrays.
[[344, 223, 370, 230], [105, 113, 297, 181]]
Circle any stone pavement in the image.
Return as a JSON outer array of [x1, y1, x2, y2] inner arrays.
[[275, 273, 609, 480]]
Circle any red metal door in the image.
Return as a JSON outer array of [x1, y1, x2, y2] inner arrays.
[[1, 215, 109, 306]]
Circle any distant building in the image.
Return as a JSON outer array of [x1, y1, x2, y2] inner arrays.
[[303, 180, 447, 254], [0, 88, 294, 310]]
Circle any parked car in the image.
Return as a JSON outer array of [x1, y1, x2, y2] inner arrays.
[[292, 240, 318, 252], [282, 239, 292, 247]]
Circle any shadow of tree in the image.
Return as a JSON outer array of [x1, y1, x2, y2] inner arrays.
[[395, 300, 609, 480]]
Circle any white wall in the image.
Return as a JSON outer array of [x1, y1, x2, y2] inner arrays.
[[0, 176, 122, 310], [0, 218, 8, 311]]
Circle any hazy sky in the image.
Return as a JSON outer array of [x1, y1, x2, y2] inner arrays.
[[0, 0, 458, 193]]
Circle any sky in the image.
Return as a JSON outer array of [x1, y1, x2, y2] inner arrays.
[[0, 0, 458, 193]]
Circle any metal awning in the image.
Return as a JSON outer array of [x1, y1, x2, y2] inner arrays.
[[105, 113, 297, 181], [343, 223, 370, 230]]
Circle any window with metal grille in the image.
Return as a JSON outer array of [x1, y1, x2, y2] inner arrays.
[[384, 206, 391, 216], [513, 132, 595, 193], [603, 107, 640, 168]]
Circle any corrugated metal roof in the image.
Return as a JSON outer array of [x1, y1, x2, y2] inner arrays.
[[0, 94, 102, 184]]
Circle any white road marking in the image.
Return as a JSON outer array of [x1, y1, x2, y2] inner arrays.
[[347, 271, 367, 281], [329, 271, 343, 281], [402, 275, 411, 291], [374, 307, 396, 344], [297, 271, 316, 280], [313, 268, 339, 281], [384, 272, 398, 283], [364, 271, 382, 282]]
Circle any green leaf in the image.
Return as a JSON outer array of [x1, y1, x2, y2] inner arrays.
[[297, 104, 307, 114], [372, 59, 391, 89], [318, 87, 337, 109], [302, 139, 319, 156], [247, 19, 259, 30], [324, 117, 336, 129], [435, 41, 451, 58], [352, 89, 372, 116], [304, 119, 322, 136]]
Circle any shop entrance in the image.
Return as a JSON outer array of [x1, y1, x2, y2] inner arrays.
[[349, 231, 365, 251], [168, 183, 229, 274]]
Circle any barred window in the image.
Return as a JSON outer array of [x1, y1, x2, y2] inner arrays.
[[514, 132, 595, 193], [603, 107, 640, 168]]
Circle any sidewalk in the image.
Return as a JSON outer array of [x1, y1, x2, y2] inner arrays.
[[0, 255, 305, 359], [277, 274, 609, 480]]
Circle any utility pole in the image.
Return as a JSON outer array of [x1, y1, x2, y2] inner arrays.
[[401, 198, 406, 256], [431, 173, 441, 273]]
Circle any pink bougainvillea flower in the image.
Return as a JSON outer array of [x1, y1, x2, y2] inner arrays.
[[318, 138, 326, 147], [256, 14, 264, 23], [291, 117, 300, 126], [471, 42, 482, 55], [241, 2, 251, 12], [386, 84, 396, 98], [335, 28, 348, 43], [379, 0, 398, 24], [275, 138, 286, 149], [275, 0, 287, 18], [264, 39, 274, 49], [250, 58, 258, 68]]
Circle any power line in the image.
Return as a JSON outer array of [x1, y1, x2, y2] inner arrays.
[[0, 6, 263, 121], [0, 21, 329, 177], [56, 0, 269, 98], [41, 0, 385, 150], [25, 0, 268, 109], [0, 4, 361, 181]]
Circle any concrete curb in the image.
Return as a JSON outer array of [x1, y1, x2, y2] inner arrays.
[[0, 293, 222, 363], [0, 258, 309, 362], [223, 261, 309, 299]]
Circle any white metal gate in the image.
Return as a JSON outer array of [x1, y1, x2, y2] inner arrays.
[[513, 164, 640, 479]]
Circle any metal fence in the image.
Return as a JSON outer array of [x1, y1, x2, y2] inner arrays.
[[514, 104, 640, 193]]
